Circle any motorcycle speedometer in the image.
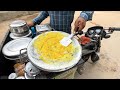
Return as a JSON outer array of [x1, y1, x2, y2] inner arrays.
[[95, 29, 101, 34], [89, 30, 94, 35]]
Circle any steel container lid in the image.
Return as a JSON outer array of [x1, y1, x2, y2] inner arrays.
[[2, 38, 32, 57], [10, 20, 27, 27]]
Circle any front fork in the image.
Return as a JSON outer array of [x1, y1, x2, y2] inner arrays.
[[91, 37, 101, 62]]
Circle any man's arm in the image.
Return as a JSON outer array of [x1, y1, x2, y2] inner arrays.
[[80, 11, 94, 21], [33, 11, 49, 25], [74, 11, 94, 32]]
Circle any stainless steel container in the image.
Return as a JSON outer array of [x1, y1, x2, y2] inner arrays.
[[35, 24, 52, 35], [9, 30, 32, 40], [9, 20, 30, 37], [2, 38, 32, 63], [24, 62, 40, 79]]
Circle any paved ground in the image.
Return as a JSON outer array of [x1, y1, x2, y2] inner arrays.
[[1, 11, 120, 79]]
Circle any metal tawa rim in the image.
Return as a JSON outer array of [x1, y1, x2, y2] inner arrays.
[[27, 31, 82, 72]]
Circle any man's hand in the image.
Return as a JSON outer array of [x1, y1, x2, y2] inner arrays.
[[74, 17, 86, 32], [27, 21, 35, 27]]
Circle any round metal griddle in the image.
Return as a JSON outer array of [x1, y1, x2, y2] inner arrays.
[[27, 31, 82, 72]]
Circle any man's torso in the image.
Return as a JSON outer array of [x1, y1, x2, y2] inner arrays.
[[47, 11, 75, 33]]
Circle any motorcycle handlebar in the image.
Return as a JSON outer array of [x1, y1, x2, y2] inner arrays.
[[77, 26, 120, 36], [109, 27, 120, 31]]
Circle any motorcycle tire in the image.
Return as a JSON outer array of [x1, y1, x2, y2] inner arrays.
[[77, 56, 89, 75], [91, 53, 99, 63], [77, 63, 84, 75]]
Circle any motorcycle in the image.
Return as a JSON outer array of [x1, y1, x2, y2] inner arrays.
[[74, 26, 120, 74]]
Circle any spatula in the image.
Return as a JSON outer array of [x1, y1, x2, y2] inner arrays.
[[60, 33, 75, 47], [60, 27, 80, 47]]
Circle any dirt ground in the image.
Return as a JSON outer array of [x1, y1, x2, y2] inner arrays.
[[0, 11, 120, 79]]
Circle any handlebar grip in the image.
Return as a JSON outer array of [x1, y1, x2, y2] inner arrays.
[[109, 27, 120, 31]]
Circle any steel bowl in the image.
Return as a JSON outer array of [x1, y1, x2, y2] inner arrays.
[[9, 20, 30, 37]]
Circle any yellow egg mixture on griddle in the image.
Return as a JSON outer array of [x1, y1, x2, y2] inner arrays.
[[33, 32, 75, 64]]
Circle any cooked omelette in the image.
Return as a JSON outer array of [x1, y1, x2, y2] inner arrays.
[[33, 32, 76, 64]]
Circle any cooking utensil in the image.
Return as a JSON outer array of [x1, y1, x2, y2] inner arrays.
[[60, 33, 76, 47], [36, 24, 52, 31], [8, 73, 17, 79], [9, 30, 32, 40], [24, 73, 35, 79], [60, 27, 80, 47], [9, 20, 30, 37], [24, 62, 40, 77], [35, 24, 52, 35], [2, 38, 32, 61], [16, 76, 25, 79], [27, 31, 82, 72]]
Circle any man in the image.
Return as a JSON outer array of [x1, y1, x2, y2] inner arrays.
[[28, 11, 94, 34], [28, 11, 94, 74]]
